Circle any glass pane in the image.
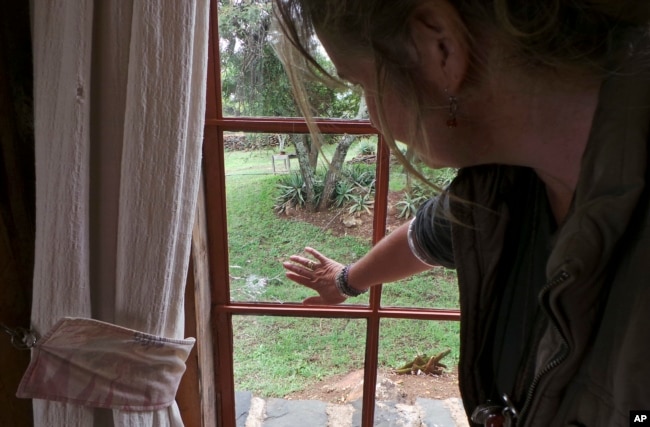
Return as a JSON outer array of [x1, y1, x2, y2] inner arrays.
[[233, 316, 366, 426], [381, 150, 460, 309], [381, 268, 460, 309], [218, 0, 361, 118], [225, 131, 379, 304], [376, 318, 465, 425]]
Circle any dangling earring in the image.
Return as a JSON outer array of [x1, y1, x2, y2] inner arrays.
[[446, 92, 458, 128]]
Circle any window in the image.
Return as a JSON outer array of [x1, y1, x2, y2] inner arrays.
[[202, 1, 460, 425]]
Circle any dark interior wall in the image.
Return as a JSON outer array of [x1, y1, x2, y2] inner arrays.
[[0, 1, 35, 425]]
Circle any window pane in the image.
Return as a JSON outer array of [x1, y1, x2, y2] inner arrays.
[[225, 132, 378, 304], [233, 316, 367, 426], [218, 0, 361, 118], [380, 152, 460, 309], [376, 318, 464, 425], [381, 268, 460, 309]]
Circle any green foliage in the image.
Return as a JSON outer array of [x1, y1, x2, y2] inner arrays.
[[273, 164, 379, 213], [333, 180, 356, 208], [343, 163, 376, 188], [218, 0, 360, 118], [219, 1, 294, 117], [395, 192, 428, 219], [274, 169, 329, 212], [410, 180, 435, 198], [274, 172, 306, 213], [358, 140, 377, 155], [348, 192, 374, 215], [309, 163, 377, 211], [428, 167, 458, 189], [219, 0, 365, 213], [394, 176, 437, 219]]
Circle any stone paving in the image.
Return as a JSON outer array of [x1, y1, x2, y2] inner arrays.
[[235, 391, 470, 427]]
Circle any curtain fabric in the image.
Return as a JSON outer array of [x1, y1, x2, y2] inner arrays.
[[29, 0, 209, 425]]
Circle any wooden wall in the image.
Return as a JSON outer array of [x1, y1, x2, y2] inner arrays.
[[0, 2, 35, 425]]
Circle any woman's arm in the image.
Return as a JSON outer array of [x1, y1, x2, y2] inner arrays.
[[283, 220, 435, 304]]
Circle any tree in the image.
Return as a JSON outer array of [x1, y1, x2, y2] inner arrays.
[[218, 0, 365, 211], [219, 1, 294, 117], [315, 98, 369, 212]]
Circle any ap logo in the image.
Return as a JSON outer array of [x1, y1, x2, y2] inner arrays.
[[631, 411, 650, 426]]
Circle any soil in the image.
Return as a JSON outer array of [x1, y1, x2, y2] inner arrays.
[[284, 367, 461, 405], [281, 190, 409, 242], [277, 190, 462, 404]]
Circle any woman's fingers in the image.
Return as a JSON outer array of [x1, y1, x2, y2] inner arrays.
[[304, 247, 332, 265], [304, 246, 324, 259], [288, 254, 319, 269], [288, 248, 335, 270], [283, 264, 317, 287], [283, 247, 348, 305], [284, 258, 315, 275], [285, 265, 345, 304]]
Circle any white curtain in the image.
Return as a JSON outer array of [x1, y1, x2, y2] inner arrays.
[[29, 0, 209, 425]]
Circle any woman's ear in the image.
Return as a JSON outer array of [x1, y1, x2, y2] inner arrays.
[[408, 0, 469, 94]]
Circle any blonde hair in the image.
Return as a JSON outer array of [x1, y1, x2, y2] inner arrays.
[[273, 0, 650, 189]]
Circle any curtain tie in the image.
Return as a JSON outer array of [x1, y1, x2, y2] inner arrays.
[[16, 317, 195, 411]]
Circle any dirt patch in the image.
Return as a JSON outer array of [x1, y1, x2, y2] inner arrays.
[[280, 190, 409, 241], [284, 367, 461, 405]]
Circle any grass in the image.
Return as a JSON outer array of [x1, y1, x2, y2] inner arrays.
[[233, 317, 368, 396], [224, 146, 460, 398], [226, 174, 370, 303]]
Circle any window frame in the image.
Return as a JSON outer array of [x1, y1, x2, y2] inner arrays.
[[201, 2, 461, 425]]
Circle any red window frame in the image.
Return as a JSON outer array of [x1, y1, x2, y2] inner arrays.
[[203, 2, 461, 425]]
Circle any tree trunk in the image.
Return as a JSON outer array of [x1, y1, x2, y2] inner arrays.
[[291, 98, 368, 212], [316, 135, 354, 211], [292, 134, 318, 211], [316, 97, 369, 211], [307, 134, 319, 170]]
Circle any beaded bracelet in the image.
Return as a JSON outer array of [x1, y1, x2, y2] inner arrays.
[[335, 264, 368, 298]]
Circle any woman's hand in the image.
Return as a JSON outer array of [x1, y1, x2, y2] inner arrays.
[[282, 247, 347, 305]]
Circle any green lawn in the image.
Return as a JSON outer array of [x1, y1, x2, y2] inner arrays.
[[224, 146, 461, 397]]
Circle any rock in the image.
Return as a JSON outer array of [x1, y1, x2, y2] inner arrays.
[[342, 215, 363, 228], [326, 403, 354, 426], [235, 391, 253, 427], [263, 399, 328, 427], [375, 377, 405, 402], [343, 371, 405, 403], [417, 398, 466, 427]]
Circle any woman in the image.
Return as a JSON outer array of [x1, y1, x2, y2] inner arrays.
[[275, 1, 650, 426]]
